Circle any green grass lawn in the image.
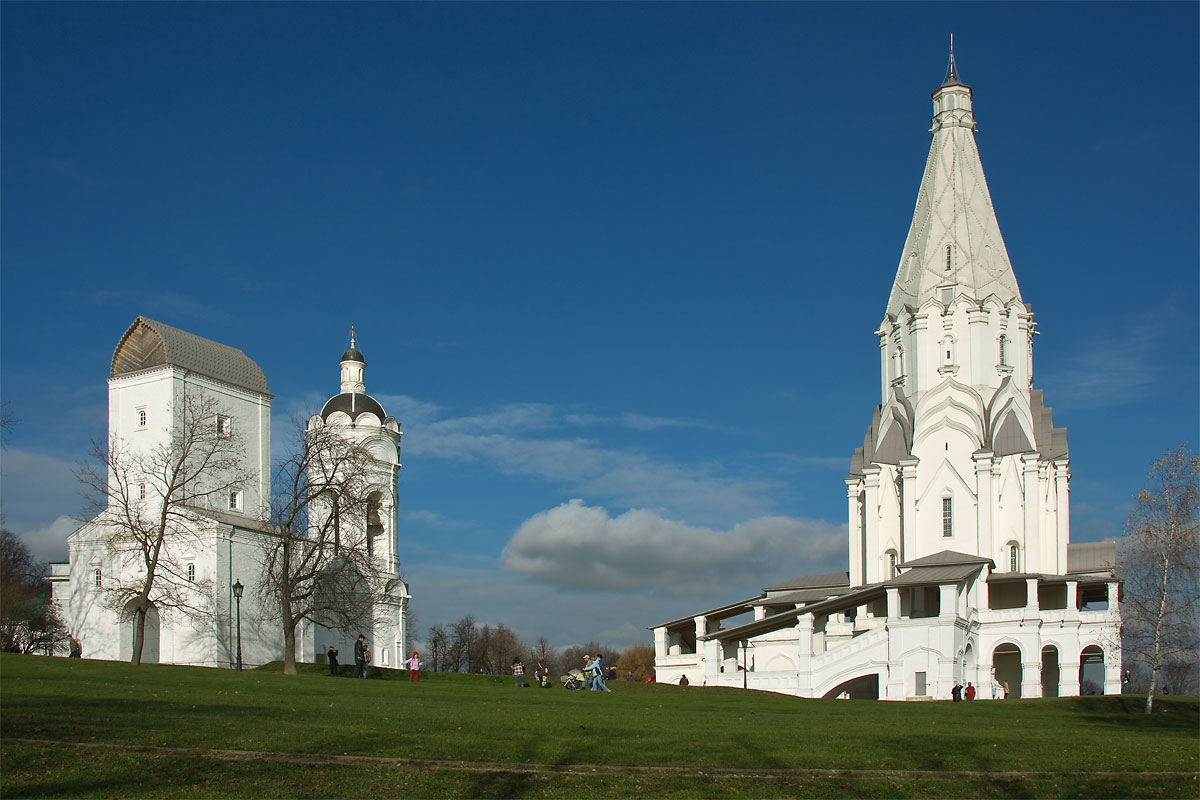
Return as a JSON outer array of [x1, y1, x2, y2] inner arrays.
[[1, 654, 1196, 798]]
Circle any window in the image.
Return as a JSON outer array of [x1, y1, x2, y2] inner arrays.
[[186, 563, 195, 582], [138, 483, 146, 500], [228, 490, 242, 511], [93, 568, 102, 589], [1010, 544, 1020, 572], [888, 551, 898, 579], [942, 497, 953, 537], [137, 409, 147, 428], [216, 414, 232, 437], [999, 335, 1008, 367], [945, 245, 952, 271]]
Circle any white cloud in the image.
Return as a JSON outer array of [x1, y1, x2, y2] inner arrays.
[[16, 515, 76, 563], [501, 499, 846, 594], [0, 447, 81, 562]]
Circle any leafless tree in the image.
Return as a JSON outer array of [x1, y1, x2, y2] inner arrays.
[[448, 615, 478, 673], [257, 417, 391, 675], [76, 394, 249, 664], [0, 529, 67, 654], [1117, 445, 1199, 713], [427, 624, 448, 672]]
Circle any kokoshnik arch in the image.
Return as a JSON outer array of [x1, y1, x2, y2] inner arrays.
[[649, 52, 1121, 700]]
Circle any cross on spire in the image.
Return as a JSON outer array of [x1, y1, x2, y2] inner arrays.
[[945, 33, 960, 83]]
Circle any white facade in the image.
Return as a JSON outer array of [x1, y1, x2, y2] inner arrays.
[[650, 58, 1121, 700], [49, 318, 409, 670], [306, 329, 411, 668]]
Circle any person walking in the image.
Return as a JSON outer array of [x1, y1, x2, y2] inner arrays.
[[327, 645, 339, 676], [402, 651, 422, 682], [580, 655, 594, 691], [512, 658, 526, 688], [589, 654, 611, 692], [354, 635, 368, 679]]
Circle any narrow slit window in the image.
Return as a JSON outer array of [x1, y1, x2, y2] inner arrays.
[[999, 335, 1008, 367], [888, 551, 898, 579], [945, 245, 952, 271], [942, 497, 953, 537], [1010, 544, 1019, 572]]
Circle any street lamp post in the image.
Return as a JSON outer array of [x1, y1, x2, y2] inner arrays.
[[232, 579, 244, 672]]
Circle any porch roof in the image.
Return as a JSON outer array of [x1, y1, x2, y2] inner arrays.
[[645, 594, 764, 631]]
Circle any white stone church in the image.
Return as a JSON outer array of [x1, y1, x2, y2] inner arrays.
[[650, 57, 1121, 700], [49, 317, 410, 669]]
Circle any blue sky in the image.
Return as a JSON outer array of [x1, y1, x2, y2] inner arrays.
[[2, 2, 1197, 651]]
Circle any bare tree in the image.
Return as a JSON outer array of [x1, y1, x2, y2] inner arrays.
[[449, 615, 478, 673], [258, 417, 390, 675], [0, 529, 67, 654], [1117, 445, 1199, 713], [76, 394, 249, 664], [427, 624, 448, 672]]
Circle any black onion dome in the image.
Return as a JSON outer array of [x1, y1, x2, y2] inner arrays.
[[320, 392, 386, 422], [341, 346, 365, 364]]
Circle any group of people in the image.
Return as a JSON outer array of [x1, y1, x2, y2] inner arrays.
[[326, 636, 423, 681], [950, 681, 977, 701]]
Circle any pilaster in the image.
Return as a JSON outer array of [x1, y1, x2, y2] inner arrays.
[[973, 450, 994, 559], [863, 466, 882, 583], [898, 458, 919, 563]]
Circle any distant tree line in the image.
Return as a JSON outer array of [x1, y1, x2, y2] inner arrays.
[[424, 615, 655, 682]]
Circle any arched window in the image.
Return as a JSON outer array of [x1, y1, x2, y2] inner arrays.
[[1009, 543, 1020, 572], [186, 563, 195, 582], [999, 334, 1008, 367], [139, 483, 146, 500], [945, 244, 952, 271], [93, 568, 102, 589], [941, 336, 955, 366], [137, 409, 147, 428], [942, 497, 953, 537]]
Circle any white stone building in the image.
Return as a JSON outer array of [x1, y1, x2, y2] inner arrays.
[[305, 329, 410, 668], [49, 317, 409, 669], [650, 57, 1121, 700]]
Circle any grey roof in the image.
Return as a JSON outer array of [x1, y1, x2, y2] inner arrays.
[[111, 316, 270, 396], [986, 571, 1115, 585], [1067, 541, 1116, 575], [899, 550, 992, 569], [646, 595, 763, 631], [887, 561, 984, 587], [763, 572, 850, 592], [341, 346, 365, 364], [320, 392, 387, 422], [704, 583, 887, 643], [751, 586, 856, 607]]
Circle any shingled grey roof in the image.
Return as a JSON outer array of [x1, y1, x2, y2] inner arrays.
[[111, 316, 270, 395], [763, 572, 850, 592]]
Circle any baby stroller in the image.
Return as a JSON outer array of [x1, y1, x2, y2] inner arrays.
[[561, 670, 587, 690]]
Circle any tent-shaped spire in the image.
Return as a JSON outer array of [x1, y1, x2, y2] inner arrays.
[[885, 53, 1021, 318]]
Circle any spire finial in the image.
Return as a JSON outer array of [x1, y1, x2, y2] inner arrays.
[[946, 33, 958, 82], [349, 324, 357, 350]]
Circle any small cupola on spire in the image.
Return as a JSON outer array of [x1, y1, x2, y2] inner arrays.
[[931, 34, 974, 133], [340, 325, 367, 394]]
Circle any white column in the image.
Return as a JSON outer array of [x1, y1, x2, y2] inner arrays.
[[1055, 462, 1070, 574], [863, 466, 882, 584], [795, 615, 814, 696], [846, 479, 863, 586], [702, 639, 721, 686], [974, 451, 994, 560], [939, 583, 958, 619], [653, 627, 668, 659], [886, 587, 901, 620], [1022, 658, 1042, 699], [899, 458, 919, 563], [1022, 455, 1041, 572]]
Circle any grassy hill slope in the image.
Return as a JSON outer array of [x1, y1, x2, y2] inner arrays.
[[1, 654, 1195, 798]]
